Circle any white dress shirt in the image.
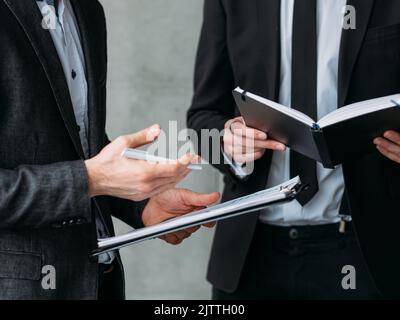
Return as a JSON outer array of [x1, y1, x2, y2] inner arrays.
[[229, 0, 348, 226], [261, 0, 348, 226], [37, 0, 114, 263]]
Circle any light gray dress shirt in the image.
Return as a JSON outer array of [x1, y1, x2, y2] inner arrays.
[[229, 0, 348, 226], [37, 0, 114, 263]]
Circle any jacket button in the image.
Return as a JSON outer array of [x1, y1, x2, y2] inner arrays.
[[76, 218, 87, 224], [289, 228, 299, 240]]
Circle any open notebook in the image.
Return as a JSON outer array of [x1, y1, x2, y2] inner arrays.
[[91, 177, 304, 257], [234, 87, 400, 168]]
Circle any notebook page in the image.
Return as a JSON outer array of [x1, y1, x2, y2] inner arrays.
[[318, 94, 400, 128]]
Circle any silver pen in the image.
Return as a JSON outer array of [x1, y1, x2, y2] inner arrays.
[[122, 148, 203, 171]]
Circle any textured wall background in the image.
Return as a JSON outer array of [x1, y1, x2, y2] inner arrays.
[[99, 0, 222, 299]]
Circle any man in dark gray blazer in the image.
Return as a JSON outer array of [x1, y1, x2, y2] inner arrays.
[[0, 0, 219, 299]]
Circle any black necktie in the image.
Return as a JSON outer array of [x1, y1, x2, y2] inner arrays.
[[290, 0, 319, 206]]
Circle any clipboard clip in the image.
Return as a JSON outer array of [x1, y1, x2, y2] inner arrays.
[[241, 90, 248, 102], [279, 177, 309, 198], [280, 182, 309, 199], [292, 183, 310, 198]]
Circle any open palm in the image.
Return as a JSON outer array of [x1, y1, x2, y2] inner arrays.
[[142, 189, 220, 245]]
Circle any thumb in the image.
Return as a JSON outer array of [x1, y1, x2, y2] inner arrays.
[[124, 124, 161, 148], [182, 190, 220, 207]]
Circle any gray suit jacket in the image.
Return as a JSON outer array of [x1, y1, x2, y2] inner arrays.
[[0, 0, 145, 299]]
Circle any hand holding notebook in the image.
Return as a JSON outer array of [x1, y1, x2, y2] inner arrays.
[[223, 117, 286, 164], [233, 88, 400, 168]]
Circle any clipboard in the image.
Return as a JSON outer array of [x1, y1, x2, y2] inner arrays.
[[91, 177, 305, 258]]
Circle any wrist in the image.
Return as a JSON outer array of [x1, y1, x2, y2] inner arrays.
[[84, 158, 107, 197], [137, 199, 150, 228], [142, 198, 158, 227], [141, 200, 151, 227]]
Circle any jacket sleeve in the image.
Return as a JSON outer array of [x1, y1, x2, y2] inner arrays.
[[186, 0, 239, 181], [0, 160, 92, 229], [109, 198, 147, 229]]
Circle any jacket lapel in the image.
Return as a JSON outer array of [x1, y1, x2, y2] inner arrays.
[[3, 0, 85, 158], [256, 0, 281, 101], [338, 0, 375, 107], [70, 0, 105, 157]]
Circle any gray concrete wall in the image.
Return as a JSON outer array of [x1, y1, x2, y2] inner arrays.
[[99, 0, 222, 300]]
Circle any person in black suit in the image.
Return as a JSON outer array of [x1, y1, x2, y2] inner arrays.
[[188, 0, 400, 299], [0, 0, 219, 299]]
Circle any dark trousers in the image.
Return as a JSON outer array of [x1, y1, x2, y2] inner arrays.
[[213, 222, 382, 300], [98, 261, 125, 300]]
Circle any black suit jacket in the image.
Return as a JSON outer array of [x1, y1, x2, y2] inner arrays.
[[0, 0, 145, 299], [188, 0, 400, 298]]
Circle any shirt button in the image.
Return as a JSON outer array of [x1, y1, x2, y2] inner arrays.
[[289, 228, 299, 240], [71, 69, 77, 80]]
